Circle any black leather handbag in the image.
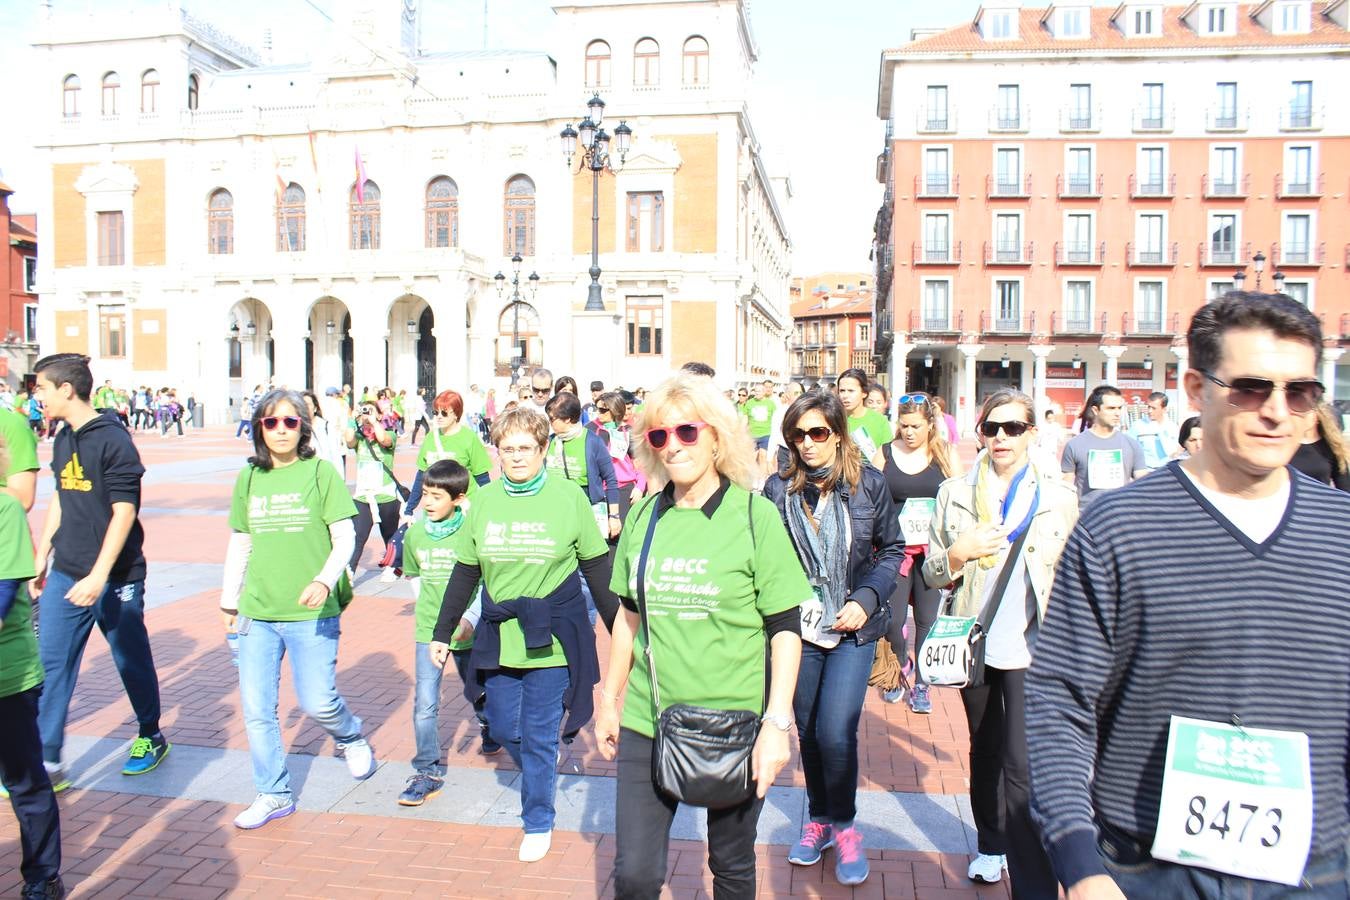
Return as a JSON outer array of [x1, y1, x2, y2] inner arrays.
[[634, 495, 760, 810]]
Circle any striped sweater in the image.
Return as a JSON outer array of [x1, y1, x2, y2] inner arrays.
[[1026, 461, 1350, 888]]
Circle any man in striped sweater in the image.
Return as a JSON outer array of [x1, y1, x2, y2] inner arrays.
[[1027, 293, 1350, 899]]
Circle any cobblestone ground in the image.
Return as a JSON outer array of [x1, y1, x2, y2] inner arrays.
[[1, 425, 1008, 899]]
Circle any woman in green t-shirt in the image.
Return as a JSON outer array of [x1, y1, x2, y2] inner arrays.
[[595, 373, 811, 899], [837, 367, 891, 461], [344, 400, 403, 580], [428, 407, 619, 865], [401, 390, 492, 519], [220, 389, 374, 832]]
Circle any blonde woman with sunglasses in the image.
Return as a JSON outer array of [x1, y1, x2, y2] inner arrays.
[[871, 392, 960, 714]]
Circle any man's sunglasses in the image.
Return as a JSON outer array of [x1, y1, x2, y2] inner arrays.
[[532, 387, 551, 396], [1201, 371, 1324, 414], [897, 393, 929, 405], [645, 422, 711, 449], [978, 420, 1032, 438], [787, 426, 834, 444], [261, 415, 301, 431]]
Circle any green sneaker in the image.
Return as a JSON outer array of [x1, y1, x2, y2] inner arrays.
[[122, 735, 171, 776]]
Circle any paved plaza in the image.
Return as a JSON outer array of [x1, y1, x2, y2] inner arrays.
[[1, 426, 1006, 899]]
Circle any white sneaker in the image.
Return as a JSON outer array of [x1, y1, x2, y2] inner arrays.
[[379, 567, 398, 583], [967, 853, 1006, 883], [518, 831, 552, 862], [882, 686, 906, 704], [338, 738, 376, 779], [233, 793, 296, 829]]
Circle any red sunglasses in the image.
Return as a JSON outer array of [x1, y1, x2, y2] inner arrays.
[[645, 422, 711, 449], [261, 415, 301, 431]]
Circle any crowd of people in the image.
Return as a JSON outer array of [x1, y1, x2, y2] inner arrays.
[[6, 290, 1350, 900]]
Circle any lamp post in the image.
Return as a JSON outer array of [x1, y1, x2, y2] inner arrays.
[[494, 253, 540, 387], [561, 94, 632, 311], [1252, 250, 1266, 291]]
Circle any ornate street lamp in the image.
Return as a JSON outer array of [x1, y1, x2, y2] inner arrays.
[[495, 253, 539, 387], [1273, 270, 1287, 294], [1252, 250, 1266, 291], [561, 94, 632, 311]]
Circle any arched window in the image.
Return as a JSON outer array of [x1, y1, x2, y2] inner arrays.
[[63, 75, 81, 118], [682, 36, 709, 85], [276, 183, 306, 252], [207, 188, 233, 254], [101, 71, 120, 116], [187, 73, 199, 111], [634, 38, 660, 87], [349, 180, 381, 250], [496, 301, 541, 376], [585, 40, 611, 88], [503, 175, 536, 257], [425, 176, 459, 248], [141, 69, 159, 113]]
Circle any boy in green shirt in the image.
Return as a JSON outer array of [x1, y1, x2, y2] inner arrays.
[[398, 460, 495, 807]]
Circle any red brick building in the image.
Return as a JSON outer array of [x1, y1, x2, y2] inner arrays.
[[789, 272, 875, 387], [0, 181, 38, 388]]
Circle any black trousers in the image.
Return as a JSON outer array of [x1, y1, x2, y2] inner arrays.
[[349, 498, 400, 571], [0, 686, 61, 886], [960, 666, 1058, 900], [613, 729, 763, 900], [886, 557, 943, 683], [410, 417, 429, 444]]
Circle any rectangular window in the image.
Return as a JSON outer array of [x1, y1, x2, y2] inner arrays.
[[1284, 214, 1311, 263], [1287, 146, 1312, 193], [923, 148, 950, 193], [926, 85, 948, 129], [22, 257, 37, 293], [1141, 83, 1164, 128], [1213, 147, 1238, 193], [23, 305, 38, 344], [1210, 214, 1237, 262], [1278, 2, 1306, 32], [1215, 82, 1237, 127], [97, 211, 125, 266], [1134, 8, 1155, 35], [985, 10, 1014, 39], [922, 281, 950, 329], [995, 214, 1021, 260], [1066, 281, 1092, 330], [625, 300, 664, 357], [995, 281, 1022, 330], [1066, 214, 1093, 261], [1206, 5, 1229, 33], [997, 84, 1021, 129], [923, 213, 950, 261], [825, 320, 838, 344], [1140, 147, 1165, 193], [1136, 282, 1163, 332], [856, 322, 870, 346], [626, 192, 664, 252], [1290, 81, 1312, 127], [1137, 214, 1165, 261], [99, 305, 126, 358], [1282, 281, 1310, 306], [995, 148, 1021, 193], [1057, 7, 1086, 37], [1069, 84, 1092, 129], [1067, 147, 1093, 193]]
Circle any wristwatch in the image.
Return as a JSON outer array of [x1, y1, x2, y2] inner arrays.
[[762, 713, 792, 732]]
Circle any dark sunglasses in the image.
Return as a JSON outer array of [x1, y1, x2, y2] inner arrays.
[[897, 393, 929, 405], [1200, 371, 1324, 414], [434, 409, 454, 417], [261, 415, 301, 431], [645, 422, 711, 449], [978, 420, 1032, 438], [595, 405, 610, 414], [787, 426, 834, 444], [532, 387, 551, 396]]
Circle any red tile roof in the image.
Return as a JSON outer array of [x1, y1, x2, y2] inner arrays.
[[889, 3, 1350, 55], [10, 219, 36, 242], [792, 293, 873, 320]]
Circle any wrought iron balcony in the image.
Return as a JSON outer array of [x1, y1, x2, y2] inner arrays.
[[1275, 173, 1324, 198], [989, 107, 1029, 132], [916, 108, 956, 133], [909, 310, 964, 333], [1057, 173, 1103, 198], [914, 174, 959, 198], [987, 173, 1032, 198], [1133, 107, 1173, 132], [1205, 108, 1247, 132], [1272, 242, 1324, 267], [1055, 241, 1105, 266], [1126, 242, 1179, 267], [984, 241, 1033, 265], [980, 311, 1032, 334], [1052, 311, 1106, 335], [1059, 106, 1100, 133], [911, 241, 962, 266], [1202, 173, 1249, 198], [1199, 241, 1252, 267], [1129, 173, 1176, 198], [1280, 105, 1321, 131]]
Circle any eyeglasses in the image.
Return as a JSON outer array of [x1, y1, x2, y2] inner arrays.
[[978, 420, 1032, 438], [787, 426, 834, 444], [596, 405, 610, 414], [645, 422, 711, 449], [1200, 371, 1324, 415], [261, 415, 301, 431], [532, 387, 551, 396], [897, 393, 929, 405], [434, 409, 454, 418], [498, 444, 540, 457]]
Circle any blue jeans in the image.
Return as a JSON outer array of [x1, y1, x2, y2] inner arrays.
[[412, 642, 447, 776], [36, 571, 161, 764], [237, 615, 363, 800], [484, 665, 569, 833], [793, 637, 874, 825]]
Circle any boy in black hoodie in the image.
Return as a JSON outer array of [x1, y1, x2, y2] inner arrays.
[[29, 354, 169, 787]]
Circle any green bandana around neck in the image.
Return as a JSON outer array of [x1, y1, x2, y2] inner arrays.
[[502, 466, 548, 497], [424, 507, 465, 540]]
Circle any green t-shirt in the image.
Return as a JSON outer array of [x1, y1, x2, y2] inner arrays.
[[742, 397, 777, 439], [0, 409, 39, 487], [610, 484, 813, 739], [545, 434, 589, 487], [228, 457, 357, 621], [351, 427, 398, 503], [848, 409, 892, 460], [460, 475, 608, 668], [415, 425, 491, 495], [403, 516, 471, 647], [0, 493, 39, 698]]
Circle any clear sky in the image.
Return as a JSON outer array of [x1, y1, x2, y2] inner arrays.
[[0, 0, 986, 276]]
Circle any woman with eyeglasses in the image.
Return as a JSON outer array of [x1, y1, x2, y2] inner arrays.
[[544, 391, 621, 539], [596, 373, 810, 899], [220, 389, 375, 831], [587, 391, 646, 528], [403, 390, 492, 519], [762, 392, 902, 886], [922, 389, 1077, 893], [871, 392, 960, 714], [428, 406, 618, 864], [836, 368, 891, 460]]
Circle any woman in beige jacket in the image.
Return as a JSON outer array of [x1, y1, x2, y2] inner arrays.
[[921, 389, 1078, 897]]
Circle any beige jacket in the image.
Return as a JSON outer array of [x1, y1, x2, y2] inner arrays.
[[921, 460, 1079, 621]]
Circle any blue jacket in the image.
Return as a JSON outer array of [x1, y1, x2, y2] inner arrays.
[[550, 430, 620, 507]]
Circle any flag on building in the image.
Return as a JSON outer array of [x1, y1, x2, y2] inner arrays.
[[354, 146, 367, 204]]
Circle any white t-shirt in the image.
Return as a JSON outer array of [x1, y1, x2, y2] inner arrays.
[[983, 544, 1034, 670], [1129, 419, 1180, 469], [1177, 466, 1290, 545]]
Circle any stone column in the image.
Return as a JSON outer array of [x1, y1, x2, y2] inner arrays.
[[1100, 344, 1126, 387], [1172, 343, 1191, 411], [958, 343, 984, 437], [889, 342, 914, 418], [1323, 347, 1345, 402], [1031, 344, 1053, 416]]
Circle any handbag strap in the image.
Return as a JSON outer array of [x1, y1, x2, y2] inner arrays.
[[361, 433, 411, 500], [975, 526, 1031, 634], [634, 493, 667, 712]]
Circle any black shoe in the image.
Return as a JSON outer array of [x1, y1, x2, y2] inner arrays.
[[22, 877, 66, 899], [480, 723, 503, 756]]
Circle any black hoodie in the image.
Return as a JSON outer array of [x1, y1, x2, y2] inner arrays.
[[50, 411, 146, 582]]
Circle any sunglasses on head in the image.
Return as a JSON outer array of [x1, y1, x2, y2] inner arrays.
[[645, 422, 711, 449], [261, 415, 301, 431], [787, 426, 834, 444], [1201, 371, 1324, 414], [897, 393, 929, 406], [978, 419, 1032, 438]]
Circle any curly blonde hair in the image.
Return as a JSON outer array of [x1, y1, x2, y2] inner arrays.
[[634, 373, 757, 491]]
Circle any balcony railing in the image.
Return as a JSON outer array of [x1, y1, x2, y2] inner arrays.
[[1120, 312, 1179, 335], [1133, 106, 1173, 132], [916, 108, 956, 133], [980, 311, 1033, 334], [1057, 173, 1103, 198], [1055, 241, 1105, 266], [1126, 242, 1179, 267], [850, 350, 876, 375], [984, 241, 1034, 265], [1273, 242, 1324, 267], [1129, 173, 1176, 198], [909, 310, 965, 333], [989, 107, 1029, 132], [1133, 315, 1164, 334], [1205, 108, 1248, 132], [1059, 106, 1100, 132], [1199, 241, 1252, 267], [987, 173, 1032, 198], [1275, 173, 1324, 198], [914, 173, 959, 198], [1202, 173, 1249, 198], [1052, 311, 1107, 335], [1280, 105, 1322, 131], [910, 240, 962, 266]]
